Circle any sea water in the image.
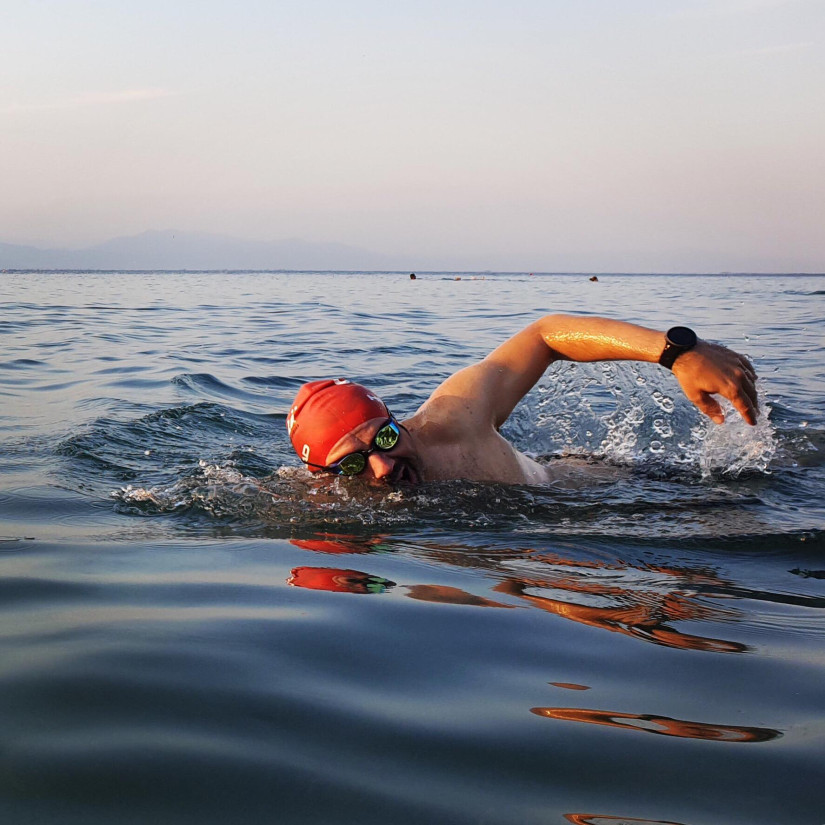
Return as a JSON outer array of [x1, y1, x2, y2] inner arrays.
[[1, 271, 823, 825]]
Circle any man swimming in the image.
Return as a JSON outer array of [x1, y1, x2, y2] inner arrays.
[[286, 315, 759, 485]]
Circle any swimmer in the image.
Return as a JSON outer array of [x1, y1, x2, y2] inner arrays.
[[286, 316, 759, 485]]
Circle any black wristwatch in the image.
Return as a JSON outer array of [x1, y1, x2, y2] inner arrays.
[[659, 326, 697, 370]]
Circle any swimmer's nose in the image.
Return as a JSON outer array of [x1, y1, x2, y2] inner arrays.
[[367, 452, 396, 480]]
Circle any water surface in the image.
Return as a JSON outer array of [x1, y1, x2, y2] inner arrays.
[[1, 271, 823, 824]]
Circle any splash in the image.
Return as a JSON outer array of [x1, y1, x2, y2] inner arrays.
[[112, 459, 417, 527], [115, 460, 266, 516], [519, 362, 776, 478], [695, 401, 776, 477]]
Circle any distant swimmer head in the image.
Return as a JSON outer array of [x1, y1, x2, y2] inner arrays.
[[287, 379, 387, 471]]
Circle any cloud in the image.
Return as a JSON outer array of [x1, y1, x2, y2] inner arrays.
[[0, 88, 178, 115]]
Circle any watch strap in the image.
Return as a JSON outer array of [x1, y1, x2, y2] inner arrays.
[[659, 326, 697, 370]]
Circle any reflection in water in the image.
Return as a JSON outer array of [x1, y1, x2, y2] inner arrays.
[[532, 707, 781, 743], [290, 533, 390, 554], [288, 567, 394, 594], [289, 566, 513, 607], [289, 534, 747, 654], [564, 815, 688, 825], [494, 572, 747, 654], [403, 584, 513, 608]]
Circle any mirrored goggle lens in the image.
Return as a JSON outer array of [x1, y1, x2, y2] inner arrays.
[[336, 453, 367, 476], [374, 422, 400, 450]]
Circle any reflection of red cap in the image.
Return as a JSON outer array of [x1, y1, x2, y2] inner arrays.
[[288, 567, 393, 594], [291, 536, 369, 554], [286, 380, 387, 470]]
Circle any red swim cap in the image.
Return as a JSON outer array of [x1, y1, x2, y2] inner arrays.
[[287, 379, 387, 469]]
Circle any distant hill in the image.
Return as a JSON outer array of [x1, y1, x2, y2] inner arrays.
[[0, 230, 402, 271]]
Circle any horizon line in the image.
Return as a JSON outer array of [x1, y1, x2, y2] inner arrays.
[[3, 269, 823, 277]]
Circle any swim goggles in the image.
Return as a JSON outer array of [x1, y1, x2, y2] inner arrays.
[[304, 416, 401, 476]]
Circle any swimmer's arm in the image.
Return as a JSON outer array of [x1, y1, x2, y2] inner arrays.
[[532, 315, 759, 425], [431, 314, 758, 427]]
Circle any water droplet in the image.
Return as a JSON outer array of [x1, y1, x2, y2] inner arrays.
[[650, 392, 675, 413], [653, 418, 673, 438]]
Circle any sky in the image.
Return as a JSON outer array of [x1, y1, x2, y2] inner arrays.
[[2, 0, 824, 271]]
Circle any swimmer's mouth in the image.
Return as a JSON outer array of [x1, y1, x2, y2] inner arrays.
[[390, 461, 420, 486]]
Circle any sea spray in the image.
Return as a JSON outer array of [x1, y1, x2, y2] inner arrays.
[[522, 361, 777, 478]]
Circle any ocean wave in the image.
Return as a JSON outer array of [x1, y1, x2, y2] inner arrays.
[[58, 402, 279, 485]]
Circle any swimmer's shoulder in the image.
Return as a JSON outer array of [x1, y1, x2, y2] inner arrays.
[[406, 395, 486, 443], [538, 454, 630, 487]]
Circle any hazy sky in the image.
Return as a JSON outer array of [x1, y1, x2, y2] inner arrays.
[[2, 0, 823, 271]]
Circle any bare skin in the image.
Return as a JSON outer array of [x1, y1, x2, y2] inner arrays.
[[322, 315, 759, 485]]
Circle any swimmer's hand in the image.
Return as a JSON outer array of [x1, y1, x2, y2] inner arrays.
[[671, 341, 759, 425]]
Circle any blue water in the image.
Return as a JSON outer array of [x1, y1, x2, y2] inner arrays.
[[1, 271, 824, 825]]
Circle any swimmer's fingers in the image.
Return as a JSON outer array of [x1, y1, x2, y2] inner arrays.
[[674, 343, 759, 426], [688, 390, 725, 425], [728, 380, 759, 426], [715, 354, 760, 424], [738, 366, 760, 416], [684, 384, 756, 426], [737, 354, 758, 382], [724, 355, 760, 424]]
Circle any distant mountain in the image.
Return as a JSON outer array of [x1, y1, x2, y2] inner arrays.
[[0, 230, 402, 271]]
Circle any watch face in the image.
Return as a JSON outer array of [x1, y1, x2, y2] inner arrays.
[[667, 326, 697, 348]]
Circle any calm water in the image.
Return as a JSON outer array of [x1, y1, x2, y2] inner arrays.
[[1, 271, 824, 825]]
